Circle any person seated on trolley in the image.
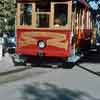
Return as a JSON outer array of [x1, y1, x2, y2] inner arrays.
[[54, 13, 67, 27], [54, 18, 63, 27]]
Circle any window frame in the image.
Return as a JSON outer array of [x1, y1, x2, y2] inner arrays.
[[51, 2, 72, 29], [20, 3, 32, 25], [16, 1, 72, 29], [16, 3, 35, 29]]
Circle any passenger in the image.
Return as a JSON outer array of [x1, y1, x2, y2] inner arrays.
[[54, 18, 63, 27]]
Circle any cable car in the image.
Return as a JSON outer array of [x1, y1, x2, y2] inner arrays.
[[14, 0, 93, 66]]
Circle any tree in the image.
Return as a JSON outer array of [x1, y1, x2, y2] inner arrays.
[[0, 0, 16, 33]]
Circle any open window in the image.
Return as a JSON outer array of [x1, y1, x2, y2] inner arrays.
[[51, 2, 72, 28], [17, 1, 72, 29], [35, 2, 50, 28], [54, 4, 68, 27], [20, 4, 32, 25]]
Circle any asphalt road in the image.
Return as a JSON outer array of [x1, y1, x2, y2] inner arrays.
[[0, 53, 100, 100]]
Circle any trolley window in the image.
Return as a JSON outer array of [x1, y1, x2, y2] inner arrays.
[[35, 2, 50, 28], [36, 14, 49, 28], [54, 4, 68, 27], [20, 4, 32, 25]]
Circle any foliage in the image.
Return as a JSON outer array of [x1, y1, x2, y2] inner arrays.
[[0, 0, 16, 33]]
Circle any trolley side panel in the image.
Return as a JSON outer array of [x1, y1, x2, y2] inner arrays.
[[16, 29, 71, 57]]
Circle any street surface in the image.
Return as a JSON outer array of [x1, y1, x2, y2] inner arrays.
[[0, 53, 100, 100]]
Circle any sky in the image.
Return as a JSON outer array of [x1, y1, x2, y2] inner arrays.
[[89, 0, 100, 10]]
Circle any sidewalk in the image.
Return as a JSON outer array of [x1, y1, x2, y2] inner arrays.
[[0, 53, 24, 73]]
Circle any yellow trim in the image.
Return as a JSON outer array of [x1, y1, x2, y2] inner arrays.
[[16, 1, 72, 29], [18, 32, 68, 49]]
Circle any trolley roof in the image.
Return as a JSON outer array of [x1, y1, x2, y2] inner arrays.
[[16, 0, 89, 8]]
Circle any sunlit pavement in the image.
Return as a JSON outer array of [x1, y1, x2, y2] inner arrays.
[[0, 54, 100, 100], [0, 53, 15, 72]]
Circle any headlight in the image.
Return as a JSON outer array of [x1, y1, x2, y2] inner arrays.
[[9, 38, 15, 43], [38, 40, 46, 48], [96, 43, 100, 46], [11, 38, 15, 43]]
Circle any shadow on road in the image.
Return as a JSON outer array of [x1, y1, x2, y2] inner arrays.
[[20, 83, 99, 100], [76, 63, 100, 77], [79, 52, 100, 63], [31, 63, 75, 69]]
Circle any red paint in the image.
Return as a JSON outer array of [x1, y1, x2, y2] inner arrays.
[[16, 28, 71, 57]]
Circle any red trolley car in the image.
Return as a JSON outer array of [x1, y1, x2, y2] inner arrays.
[[14, 0, 94, 66]]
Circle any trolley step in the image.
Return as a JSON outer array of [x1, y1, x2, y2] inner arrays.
[[67, 54, 83, 63]]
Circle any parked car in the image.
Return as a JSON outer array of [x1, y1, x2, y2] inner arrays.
[[6, 33, 16, 54]]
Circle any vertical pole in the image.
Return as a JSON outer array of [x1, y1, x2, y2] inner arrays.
[[0, 37, 3, 60], [72, 1, 77, 55]]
